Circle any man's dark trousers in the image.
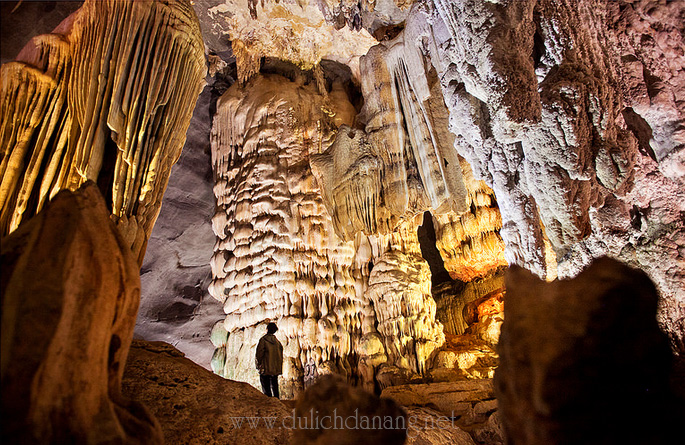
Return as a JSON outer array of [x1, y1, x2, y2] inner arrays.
[[260, 375, 279, 398]]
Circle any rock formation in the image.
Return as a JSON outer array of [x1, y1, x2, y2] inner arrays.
[[1, 182, 163, 444], [422, 0, 685, 350], [292, 374, 408, 445], [201, 0, 683, 395], [0, 0, 206, 263], [382, 378, 501, 444], [123, 340, 292, 444], [496, 257, 684, 444], [3, 0, 684, 441], [209, 72, 447, 395], [198, 0, 379, 83], [1, 1, 210, 441]]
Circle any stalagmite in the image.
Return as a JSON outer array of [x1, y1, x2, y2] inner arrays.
[[1, 182, 163, 444], [211, 73, 365, 395], [0, 0, 206, 262]]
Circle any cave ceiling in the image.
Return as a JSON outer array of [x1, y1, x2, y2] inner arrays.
[[1, 0, 683, 395]]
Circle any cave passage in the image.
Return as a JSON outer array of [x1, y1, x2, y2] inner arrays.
[[417, 211, 454, 286]]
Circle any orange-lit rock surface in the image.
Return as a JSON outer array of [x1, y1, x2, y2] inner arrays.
[[1, 182, 162, 444]]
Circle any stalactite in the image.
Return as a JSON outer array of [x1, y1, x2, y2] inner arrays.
[[0, 0, 206, 262], [310, 12, 509, 287], [433, 157, 508, 282], [311, 24, 473, 242]]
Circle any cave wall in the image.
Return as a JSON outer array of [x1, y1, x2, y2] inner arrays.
[[200, 0, 683, 393], [422, 0, 684, 352], [136, 86, 226, 369]]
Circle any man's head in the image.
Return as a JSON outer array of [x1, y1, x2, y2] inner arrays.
[[267, 322, 278, 334]]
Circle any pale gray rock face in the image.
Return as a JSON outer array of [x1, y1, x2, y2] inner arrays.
[[137, 86, 225, 370], [421, 0, 684, 353]]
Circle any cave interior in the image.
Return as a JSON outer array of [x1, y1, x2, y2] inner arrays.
[[1, 0, 684, 444]]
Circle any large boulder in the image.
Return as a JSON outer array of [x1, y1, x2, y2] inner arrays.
[[496, 257, 685, 444], [122, 340, 292, 445], [292, 374, 407, 445]]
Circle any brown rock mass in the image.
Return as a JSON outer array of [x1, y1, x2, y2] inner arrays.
[[496, 257, 684, 444], [123, 340, 293, 445], [1, 182, 162, 444]]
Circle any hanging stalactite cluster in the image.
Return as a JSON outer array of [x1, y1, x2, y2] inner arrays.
[[0, 0, 206, 262]]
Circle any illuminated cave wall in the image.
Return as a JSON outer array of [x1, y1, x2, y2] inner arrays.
[[203, 0, 683, 394], [206, 2, 513, 394], [4, 0, 680, 395]]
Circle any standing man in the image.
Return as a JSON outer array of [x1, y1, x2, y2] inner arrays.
[[256, 322, 284, 398]]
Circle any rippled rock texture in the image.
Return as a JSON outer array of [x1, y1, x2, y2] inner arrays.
[[423, 0, 684, 351], [209, 73, 446, 396], [0, 0, 206, 263]]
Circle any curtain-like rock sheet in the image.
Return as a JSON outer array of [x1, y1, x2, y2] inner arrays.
[[0, 0, 206, 262], [309, 11, 509, 282], [311, 33, 471, 240], [210, 74, 446, 396]]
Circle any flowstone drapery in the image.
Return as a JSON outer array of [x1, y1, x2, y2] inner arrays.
[[0, 0, 206, 262], [209, 73, 455, 395]]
